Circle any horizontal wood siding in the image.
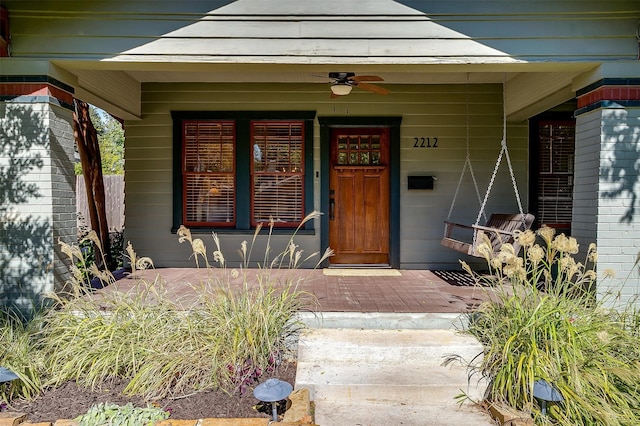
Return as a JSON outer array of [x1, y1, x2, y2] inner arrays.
[[4, 1, 638, 62], [125, 83, 527, 268]]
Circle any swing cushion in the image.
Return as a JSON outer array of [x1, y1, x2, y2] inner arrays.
[[442, 213, 535, 257]]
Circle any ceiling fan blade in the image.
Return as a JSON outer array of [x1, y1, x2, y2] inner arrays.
[[350, 75, 384, 82], [356, 82, 390, 95]]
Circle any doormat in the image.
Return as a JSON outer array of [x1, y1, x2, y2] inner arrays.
[[432, 270, 478, 286], [323, 269, 402, 277]]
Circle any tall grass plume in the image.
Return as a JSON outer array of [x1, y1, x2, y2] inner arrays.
[[38, 211, 331, 400], [463, 227, 640, 425]]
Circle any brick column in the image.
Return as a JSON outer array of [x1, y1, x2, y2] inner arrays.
[[574, 78, 640, 308], [0, 76, 76, 316]]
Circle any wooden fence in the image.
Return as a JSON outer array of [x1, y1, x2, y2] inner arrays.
[[76, 175, 125, 232]]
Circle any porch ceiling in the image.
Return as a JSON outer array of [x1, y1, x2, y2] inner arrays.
[[59, 60, 595, 85], [57, 61, 594, 122]]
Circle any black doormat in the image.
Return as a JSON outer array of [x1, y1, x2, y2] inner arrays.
[[432, 270, 480, 287]]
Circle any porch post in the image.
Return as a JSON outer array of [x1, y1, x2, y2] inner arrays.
[[0, 74, 76, 316], [574, 66, 640, 308]]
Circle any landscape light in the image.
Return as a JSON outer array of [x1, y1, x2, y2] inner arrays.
[[533, 379, 563, 416], [253, 378, 293, 421], [0, 367, 18, 383]]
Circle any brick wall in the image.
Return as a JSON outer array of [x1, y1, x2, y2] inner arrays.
[[0, 100, 75, 315], [575, 106, 640, 308], [596, 107, 640, 308], [50, 104, 76, 294], [573, 111, 601, 244]]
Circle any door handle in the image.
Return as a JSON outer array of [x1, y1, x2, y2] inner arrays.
[[329, 198, 335, 220]]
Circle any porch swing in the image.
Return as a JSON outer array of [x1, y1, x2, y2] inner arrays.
[[441, 80, 534, 257]]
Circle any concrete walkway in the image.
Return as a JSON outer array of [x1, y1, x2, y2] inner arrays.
[[294, 316, 495, 426]]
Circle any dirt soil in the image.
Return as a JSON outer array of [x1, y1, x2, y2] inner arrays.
[[9, 361, 297, 423]]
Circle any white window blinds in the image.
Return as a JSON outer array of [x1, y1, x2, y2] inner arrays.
[[537, 122, 574, 227], [183, 121, 236, 226], [251, 121, 305, 226]]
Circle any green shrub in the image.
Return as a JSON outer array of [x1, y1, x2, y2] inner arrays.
[[464, 227, 640, 425], [76, 226, 126, 284]]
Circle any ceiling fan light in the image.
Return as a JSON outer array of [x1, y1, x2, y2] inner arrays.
[[330, 84, 352, 96]]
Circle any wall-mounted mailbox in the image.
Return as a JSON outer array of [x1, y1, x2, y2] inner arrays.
[[408, 175, 434, 190]]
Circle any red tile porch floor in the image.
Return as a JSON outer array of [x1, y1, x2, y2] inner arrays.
[[91, 268, 490, 313]]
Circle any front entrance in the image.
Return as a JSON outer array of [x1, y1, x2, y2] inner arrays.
[[328, 127, 390, 265]]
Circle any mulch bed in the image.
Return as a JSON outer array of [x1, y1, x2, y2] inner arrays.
[[8, 361, 297, 423]]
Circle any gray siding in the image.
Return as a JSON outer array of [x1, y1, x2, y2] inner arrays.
[[5, 1, 638, 63], [124, 82, 528, 268]]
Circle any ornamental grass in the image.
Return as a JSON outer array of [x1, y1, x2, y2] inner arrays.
[[463, 227, 640, 425], [0, 311, 43, 403], [0, 211, 330, 404]]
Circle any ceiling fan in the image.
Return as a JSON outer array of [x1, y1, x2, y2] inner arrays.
[[327, 72, 390, 97]]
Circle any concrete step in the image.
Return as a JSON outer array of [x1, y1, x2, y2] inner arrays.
[[296, 361, 487, 405], [294, 312, 469, 330], [312, 401, 495, 426], [308, 380, 486, 406], [295, 328, 493, 426], [296, 328, 483, 366], [296, 361, 471, 386]]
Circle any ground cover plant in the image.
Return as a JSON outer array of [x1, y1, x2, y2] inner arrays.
[[75, 402, 169, 426], [0, 212, 329, 421], [463, 227, 640, 425]]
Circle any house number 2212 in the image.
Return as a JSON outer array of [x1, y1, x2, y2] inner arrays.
[[413, 137, 438, 148]]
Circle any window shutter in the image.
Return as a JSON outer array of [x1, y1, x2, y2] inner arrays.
[[183, 121, 236, 226], [251, 121, 305, 226]]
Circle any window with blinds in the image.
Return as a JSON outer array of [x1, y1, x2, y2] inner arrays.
[[182, 121, 236, 226], [251, 121, 304, 227], [537, 121, 575, 230]]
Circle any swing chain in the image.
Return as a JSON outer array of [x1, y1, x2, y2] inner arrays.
[[474, 79, 525, 227], [474, 140, 505, 227], [446, 78, 485, 222], [445, 77, 528, 255], [504, 139, 525, 217]]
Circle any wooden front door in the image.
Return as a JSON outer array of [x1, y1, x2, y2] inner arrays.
[[329, 128, 390, 265]]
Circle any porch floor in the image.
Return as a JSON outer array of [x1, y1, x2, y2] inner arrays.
[[92, 268, 490, 314]]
